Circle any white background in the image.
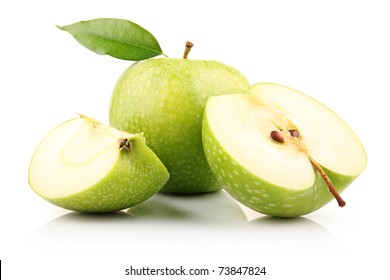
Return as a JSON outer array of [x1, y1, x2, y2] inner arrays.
[[1, 0, 388, 279]]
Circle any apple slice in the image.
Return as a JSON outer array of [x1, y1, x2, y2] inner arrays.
[[202, 82, 367, 217], [28, 115, 169, 213]]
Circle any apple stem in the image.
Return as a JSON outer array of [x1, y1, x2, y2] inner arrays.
[[309, 157, 346, 207], [183, 41, 193, 59]]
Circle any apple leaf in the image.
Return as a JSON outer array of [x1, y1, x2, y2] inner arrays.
[[58, 18, 165, 61]]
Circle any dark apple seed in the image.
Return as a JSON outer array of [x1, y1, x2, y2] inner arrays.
[[289, 129, 300, 138], [119, 139, 130, 149], [270, 130, 285, 143]]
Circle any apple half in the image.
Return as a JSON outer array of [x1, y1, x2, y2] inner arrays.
[[202, 83, 367, 217], [28, 115, 169, 213]]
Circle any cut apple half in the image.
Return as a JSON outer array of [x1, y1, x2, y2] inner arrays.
[[202, 83, 367, 217], [28, 114, 169, 213]]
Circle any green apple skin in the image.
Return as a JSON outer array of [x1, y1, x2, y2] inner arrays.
[[203, 119, 359, 217], [28, 119, 169, 213], [202, 83, 367, 218], [109, 58, 250, 194], [48, 135, 169, 213]]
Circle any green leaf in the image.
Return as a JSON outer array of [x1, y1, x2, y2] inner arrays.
[[58, 18, 165, 61]]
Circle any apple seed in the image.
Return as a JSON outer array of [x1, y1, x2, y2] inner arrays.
[[289, 129, 300, 138], [270, 130, 285, 143], [119, 138, 130, 149]]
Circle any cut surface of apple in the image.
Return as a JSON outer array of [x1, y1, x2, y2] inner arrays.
[[203, 83, 367, 217], [28, 115, 169, 213]]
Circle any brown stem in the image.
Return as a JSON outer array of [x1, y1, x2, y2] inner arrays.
[[183, 41, 193, 59], [309, 157, 346, 207]]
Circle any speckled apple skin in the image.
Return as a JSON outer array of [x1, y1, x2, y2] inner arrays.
[[202, 114, 357, 218], [31, 135, 169, 213], [109, 58, 249, 194]]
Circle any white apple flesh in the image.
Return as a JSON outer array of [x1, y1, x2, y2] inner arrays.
[[202, 83, 367, 217], [28, 115, 169, 213]]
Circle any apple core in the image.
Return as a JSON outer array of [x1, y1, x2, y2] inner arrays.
[[270, 128, 346, 207]]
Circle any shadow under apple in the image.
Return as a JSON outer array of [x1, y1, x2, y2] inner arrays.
[[31, 191, 249, 253], [250, 215, 330, 231], [31, 195, 337, 256], [33, 211, 133, 238], [240, 215, 335, 252], [33, 191, 247, 239], [127, 190, 248, 224]]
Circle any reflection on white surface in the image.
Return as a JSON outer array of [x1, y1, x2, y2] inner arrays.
[[248, 215, 334, 252], [33, 190, 248, 245], [32, 190, 333, 255], [128, 191, 248, 223], [22, 191, 342, 280]]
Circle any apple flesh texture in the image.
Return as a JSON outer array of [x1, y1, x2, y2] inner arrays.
[[28, 116, 169, 213], [109, 58, 250, 193], [202, 83, 367, 217]]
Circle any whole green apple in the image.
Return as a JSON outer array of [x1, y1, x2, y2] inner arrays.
[[28, 114, 169, 213], [109, 56, 249, 193], [202, 83, 367, 217]]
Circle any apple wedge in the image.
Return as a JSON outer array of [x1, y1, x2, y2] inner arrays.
[[202, 83, 367, 217], [28, 115, 169, 213]]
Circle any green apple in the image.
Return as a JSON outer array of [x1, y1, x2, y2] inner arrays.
[[28, 114, 169, 213], [202, 82, 367, 217], [109, 53, 250, 193]]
